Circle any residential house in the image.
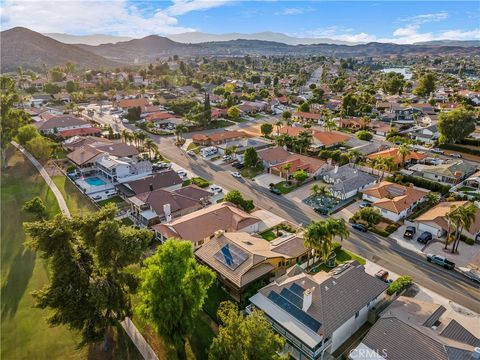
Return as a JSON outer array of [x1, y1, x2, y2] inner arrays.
[[323, 164, 378, 200], [62, 136, 113, 152], [192, 130, 248, 146], [362, 181, 429, 222], [195, 231, 308, 299], [350, 296, 480, 360], [116, 98, 149, 110], [37, 115, 92, 135], [415, 201, 480, 240], [216, 137, 273, 162], [249, 261, 388, 360], [279, 126, 351, 149], [408, 160, 477, 185], [95, 155, 152, 183], [409, 124, 440, 144], [238, 101, 268, 114], [367, 147, 427, 166], [128, 185, 211, 226], [211, 108, 228, 119], [116, 170, 183, 198], [258, 146, 329, 179], [152, 202, 261, 248], [293, 112, 322, 123]]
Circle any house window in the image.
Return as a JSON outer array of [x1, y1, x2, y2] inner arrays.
[[355, 311, 359, 319]]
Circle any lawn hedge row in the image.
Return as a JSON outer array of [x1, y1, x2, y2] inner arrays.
[[459, 138, 480, 147], [387, 174, 451, 195], [387, 275, 413, 296], [439, 143, 480, 156]]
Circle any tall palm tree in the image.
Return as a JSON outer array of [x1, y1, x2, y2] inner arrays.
[[451, 203, 477, 254], [347, 149, 362, 164], [282, 163, 292, 182], [426, 192, 440, 205], [323, 118, 336, 132], [143, 138, 157, 160], [397, 144, 411, 167], [311, 184, 321, 197], [174, 124, 188, 143], [444, 204, 458, 250], [275, 120, 283, 136]]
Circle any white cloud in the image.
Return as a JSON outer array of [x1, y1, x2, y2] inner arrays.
[[0, 0, 197, 37], [402, 11, 449, 25], [274, 7, 314, 16], [166, 0, 232, 16]]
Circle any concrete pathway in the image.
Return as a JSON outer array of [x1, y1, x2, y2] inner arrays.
[[11, 141, 158, 360], [11, 141, 71, 217]]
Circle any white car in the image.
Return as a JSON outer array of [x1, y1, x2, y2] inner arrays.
[[210, 185, 222, 193], [177, 170, 188, 178], [187, 150, 196, 156], [231, 171, 242, 178]]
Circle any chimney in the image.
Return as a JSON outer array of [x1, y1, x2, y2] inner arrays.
[[149, 183, 153, 191], [302, 287, 314, 311], [163, 203, 172, 222]]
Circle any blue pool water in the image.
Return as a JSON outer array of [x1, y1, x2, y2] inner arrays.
[[85, 177, 106, 186]]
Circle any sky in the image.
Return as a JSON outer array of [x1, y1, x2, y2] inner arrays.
[[1, 0, 479, 43]]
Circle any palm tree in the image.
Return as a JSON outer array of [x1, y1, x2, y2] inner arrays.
[[444, 204, 458, 250], [347, 149, 362, 164], [282, 163, 292, 182], [323, 118, 336, 132], [311, 184, 320, 197], [373, 157, 388, 179], [275, 120, 283, 136], [397, 144, 411, 167], [174, 124, 188, 143], [143, 138, 157, 160], [451, 203, 477, 254], [303, 223, 322, 269], [426, 192, 440, 205]]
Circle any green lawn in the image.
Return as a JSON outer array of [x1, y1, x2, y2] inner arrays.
[[97, 195, 126, 208], [51, 175, 97, 215], [1, 150, 86, 360], [203, 282, 233, 323], [315, 249, 366, 273], [259, 229, 278, 241], [240, 166, 263, 179], [273, 181, 298, 194]]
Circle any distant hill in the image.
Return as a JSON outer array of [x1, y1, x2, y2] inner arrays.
[[168, 31, 357, 45], [44, 33, 133, 46], [1, 27, 121, 73], [414, 40, 480, 47]]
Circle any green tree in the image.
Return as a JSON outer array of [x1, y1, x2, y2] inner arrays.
[[450, 203, 477, 254], [355, 207, 382, 228], [138, 240, 215, 354], [227, 105, 241, 119], [209, 301, 286, 360], [414, 73, 436, 97], [382, 72, 405, 95], [342, 93, 358, 116], [22, 196, 47, 219], [65, 80, 79, 93], [43, 83, 61, 94], [24, 204, 152, 349], [243, 147, 260, 168], [355, 130, 373, 141], [203, 92, 212, 128], [397, 144, 411, 167], [438, 109, 476, 144], [25, 136, 52, 161], [174, 124, 188, 143], [293, 169, 308, 184], [1, 76, 30, 167], [260, 123, 273, 137], [298, 102, 310, 112], [224, 190, 254, 213], [281, 110, 292, 122], [17, 124, 39, 145]]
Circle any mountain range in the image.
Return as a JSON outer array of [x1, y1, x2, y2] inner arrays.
[[1, 27, 479, 73], [43, 33, 133, 46]]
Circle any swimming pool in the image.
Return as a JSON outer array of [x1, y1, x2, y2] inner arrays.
[[85, 177, 107, 186]]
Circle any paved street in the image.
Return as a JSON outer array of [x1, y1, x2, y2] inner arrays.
[[154, 136, 480, 313]]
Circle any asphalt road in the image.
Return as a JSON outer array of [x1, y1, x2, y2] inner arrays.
[[155, 136, 480, 313]]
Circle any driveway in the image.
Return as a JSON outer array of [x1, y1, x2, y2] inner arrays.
[[335, 201, 361, 222], [254, 173, 284, 189], [390, 225, 427, 254]]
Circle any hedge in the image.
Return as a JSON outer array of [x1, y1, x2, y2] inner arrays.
[[387, 275, 413, 296], [369, 227, 389, 237], [439, 143, 480, 156], [192, 177, 210, 188], [460, 234, 475, 245], [387, 174, 451, 195], [459, 138, 480, 147]]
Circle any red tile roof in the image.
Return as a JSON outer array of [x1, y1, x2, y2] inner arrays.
[[59, 127, 102, 138]]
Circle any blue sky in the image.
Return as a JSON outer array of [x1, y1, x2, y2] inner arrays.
[[2, 1, 479, 43]]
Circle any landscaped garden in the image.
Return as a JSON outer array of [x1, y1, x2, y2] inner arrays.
[[303, 192, 352, 214], [259, 223, 297, 241], [272, 181, 298, 194], [313, 247, 366, 273]]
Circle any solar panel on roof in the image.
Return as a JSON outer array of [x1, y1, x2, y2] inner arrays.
[[267, 291, 321, 332], [280, 287, 303, 308], [214, 243, 248, 270], [290, 283, 305, 297]]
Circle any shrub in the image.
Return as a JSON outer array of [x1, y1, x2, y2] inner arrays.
[[331, 242, 342, 252], [369, 227, 389, 237], [385, 223, 399, 234], [439, 143, 480, 156], [388, 174, 451, 195], [192, 177, 210, 188], [66, 165, 77, 173], [460, 234, 475, 245], [387, 275, 413, 296], [355, 130, 373, 141]]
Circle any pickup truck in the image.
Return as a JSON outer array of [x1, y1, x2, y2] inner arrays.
[[403, 226, 416, 239], [426, 254, 455, 270]]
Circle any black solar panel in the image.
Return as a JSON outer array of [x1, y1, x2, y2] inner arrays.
[[290, 283, 305, 297], [280, 287, 303, 309], [214, 243, 248, 270], [268, 291, 321, 332]]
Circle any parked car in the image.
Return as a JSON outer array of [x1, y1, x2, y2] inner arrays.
[[403, 226, 416, 239], [417, 231, 432, 244], [210, 185, 222, 193], [231, 171, 242, 178], [187, 150, 196, 157], [457, 267, 480, 283], [352, 223, 368, 232], [222, 155, 232, 161], [270, 188, 282, 195], [450, 153, 462, 158], [359, 201, 371, 208], [375, 270, 392, 283], [232, 162, 244, 169], [177, 169, 188, 178], [431, 148, 444, 154], [426, 254, 455, 270]]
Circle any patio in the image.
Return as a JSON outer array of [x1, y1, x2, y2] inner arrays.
[[303, 193, 354, 215]]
